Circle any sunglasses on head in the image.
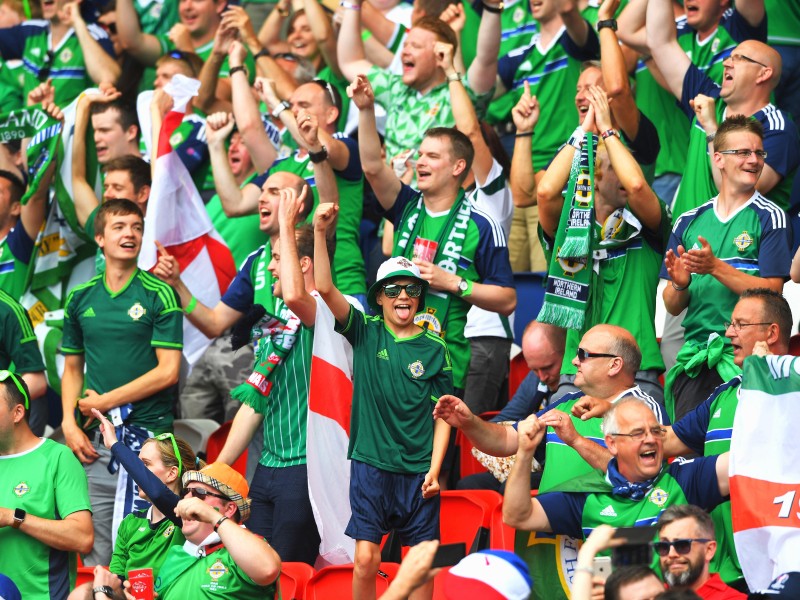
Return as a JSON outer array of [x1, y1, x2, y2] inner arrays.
[[154, 432, 183, 475], [0, 370, 29, 410], [382, 283, 423, 298], [651, 538, 712, 557]]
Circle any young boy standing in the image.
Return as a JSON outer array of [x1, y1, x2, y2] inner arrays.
[[314, 202, 453, 600]]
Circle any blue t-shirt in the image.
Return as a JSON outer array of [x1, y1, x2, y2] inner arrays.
[[221, 246, 265, 313], [538, 455, 726, 539]]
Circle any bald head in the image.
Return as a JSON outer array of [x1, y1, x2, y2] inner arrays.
[[521, 321, 566, 391], [585, 325, 641, 376], [736, 41, 782, 90]]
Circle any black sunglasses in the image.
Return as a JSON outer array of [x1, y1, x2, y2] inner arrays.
[[576, 348, 618, 362], [651, 538, 712, 557], [180, 487, 230, 502], [382, 283, 423, 298]]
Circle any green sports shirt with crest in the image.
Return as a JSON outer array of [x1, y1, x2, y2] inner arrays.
[[62, 269, 184, 433], [336, 305, 453, 474]]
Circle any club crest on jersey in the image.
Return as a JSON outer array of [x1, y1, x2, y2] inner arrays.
[[163, 524, 175, 538], [60, 49, 72, 63], [649, 488, 668, 507], [208, 559, 228, 581], [128, 302, 146, 320], [712, 38, 720, 54], [427, 103, 441, 117], [408, 360, 425, 378], [513, 6, 524, 22], [13, 481, 29, 497], [734, 230, 752, 252]]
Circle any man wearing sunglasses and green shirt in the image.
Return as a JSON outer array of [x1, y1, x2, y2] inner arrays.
[[0, 370, 93, 600]]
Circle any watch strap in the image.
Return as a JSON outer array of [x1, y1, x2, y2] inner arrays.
[[596, 19, 617, 31], [308, 146, 329, 164]]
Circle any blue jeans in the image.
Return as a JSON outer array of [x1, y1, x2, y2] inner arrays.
[[248, 463, 320, 565]]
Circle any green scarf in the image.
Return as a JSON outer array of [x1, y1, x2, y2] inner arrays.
[[0, 105, 62, 204], [664, 333, 740, 421], [394, 190, 471, 336], [537, 133, 598, 330], [230, 299, 300, 413]]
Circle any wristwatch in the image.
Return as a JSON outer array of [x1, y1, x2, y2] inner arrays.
[[482, 1, 504, 13], [457, 278, 473, 297], [308, 146, 329, 164], [92, 586, 114, 599], [596, 19, 617, 31], [271, 100, 291, 118], [12, 508, 25, 529]]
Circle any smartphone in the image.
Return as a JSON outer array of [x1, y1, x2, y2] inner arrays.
[[611, 525, 657, 568], [431, 543, 467, 568], [592, 556, 612, 581]]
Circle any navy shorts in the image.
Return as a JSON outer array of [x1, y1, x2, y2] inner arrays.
[[345, 460, 440, 545]]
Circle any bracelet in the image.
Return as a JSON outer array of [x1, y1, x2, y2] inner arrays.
[[596, 18, 617, 31], [567, 126, 586, 150], [446, 72, 463, 82], [254, 47, 271, 60], [271, 99, 291, 118], [574, 566, 594, 576], [706, 132, 716, 144], [214, 516, 229, 532], [339, 0, 360, 9], [515, 131, 534, 138], [185, 296, 198, 314], [228, 65, 247, 77], [92, 587, 114, 599], [671, 279, 691, 292], [601, 128, 618, 140], [482, 1, 504, 13]]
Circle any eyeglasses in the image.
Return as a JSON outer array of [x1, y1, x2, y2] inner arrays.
[[382, 283, 423, 298], [728, 53, 768, 68], [0, 371, 29, 410], [154, 432, 183, 475], [610, 427, 667, 442], [180, 486, 230, 502], [38, 50, 55, 82], [576, 348, 618, 362], [718, 149, 768, 160], [724, 321, 772, 332], [651, 538, 712, 557]]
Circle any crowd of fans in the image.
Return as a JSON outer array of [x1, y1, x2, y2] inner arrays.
[[0, 0, 799, 598]]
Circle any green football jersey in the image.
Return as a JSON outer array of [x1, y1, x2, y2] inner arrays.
[[561, 205, 669, 375], [0, 59, 24, 115], [62, 269, 184, 433], [205, 174, 264, 268], [257, 300, 312, 468], [677, 21, 737, 85], [0, 226, 36, 301], [156, 544, 276, 599], [666, 195, 790, 346], [267, 141, 367, 296], [109, 511, 185, 579], [136, 0, 179, 36], [368, 64, 490, 161], [765, 0, 800, 47], [0, 289, 45, 373], [634, 61, 690, 179], [336, 305, 453, 474], [0, 439, 92, 600]]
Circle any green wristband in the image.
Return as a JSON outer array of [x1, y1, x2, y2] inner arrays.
[[185, 296, 198, 314]]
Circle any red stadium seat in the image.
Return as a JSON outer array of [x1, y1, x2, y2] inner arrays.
[[456, 411, 499, 480], [76, 566, 96, 587], [304, 563, 397, 599], [489, 498, 515, 551], [508, 351, 529, 401], [277, 562, 315, 600], [440, 490, 502, 553], [205, 420, 248, 477], [790, 334, 800, 356]]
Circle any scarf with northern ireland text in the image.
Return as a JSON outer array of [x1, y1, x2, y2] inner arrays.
[[230, 297, 301, 411], [0, 105, 62, 204], [394, 189, 470, 337]]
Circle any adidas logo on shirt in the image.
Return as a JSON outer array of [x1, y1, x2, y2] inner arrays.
[[82, 307, 96, 318], [713, 408, 722, 419], [600, 505, 618, 518], [376, 349, 389, 361]]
